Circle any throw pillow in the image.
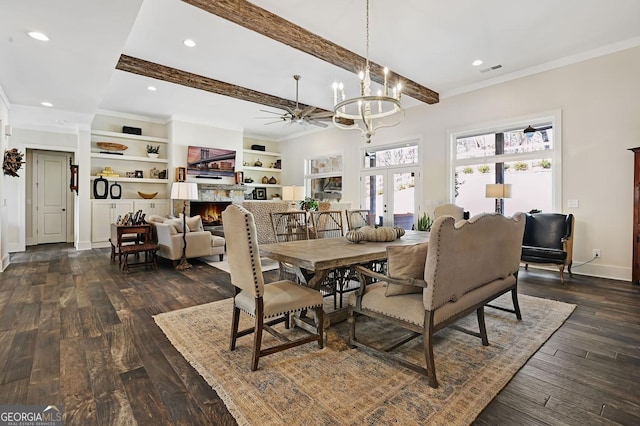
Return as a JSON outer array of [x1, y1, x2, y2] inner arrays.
[[385, 242, 429, 296], [167, 218, 189, 234], [185, 215, 204, 232], [147, 214, 166, 223]]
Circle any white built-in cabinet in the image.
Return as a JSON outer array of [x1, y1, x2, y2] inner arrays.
[[90, 123, 171, 246]]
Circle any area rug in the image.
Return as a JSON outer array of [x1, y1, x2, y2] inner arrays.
[[154, 294, 575, 425], [202, 257, 280, 273]]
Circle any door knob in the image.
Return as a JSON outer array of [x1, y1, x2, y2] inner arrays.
[[62, 208, 66, 211]]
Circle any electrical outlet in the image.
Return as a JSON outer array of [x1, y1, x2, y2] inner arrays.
[[593, 249, 601, 258]]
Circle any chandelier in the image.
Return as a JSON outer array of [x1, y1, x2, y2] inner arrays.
[[332, 0, 404, 143]]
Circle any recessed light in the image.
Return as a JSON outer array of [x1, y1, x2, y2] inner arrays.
[[472, 59, 483, 67], [41, 101, 53, 107], [183, 39, 196, 47], [147, 86, 157, 91], [28, 31, 49, 41]]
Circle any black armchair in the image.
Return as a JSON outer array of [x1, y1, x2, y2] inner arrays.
[[521, 213, 574, 283]]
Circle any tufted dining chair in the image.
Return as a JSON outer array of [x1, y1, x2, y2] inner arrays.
[[222, 204, 324, 371]]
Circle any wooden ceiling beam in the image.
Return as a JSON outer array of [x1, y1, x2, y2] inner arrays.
[[181, 0, 439, 105], [116, 54, 324, 113]]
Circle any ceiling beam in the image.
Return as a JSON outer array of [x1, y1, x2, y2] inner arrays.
[[116, 54, 325, 113], [181, 0, 439, 105]]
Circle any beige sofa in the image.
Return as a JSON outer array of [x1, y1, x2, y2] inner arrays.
[[147, 214, 225, 262], [348, 212, 526, 388]]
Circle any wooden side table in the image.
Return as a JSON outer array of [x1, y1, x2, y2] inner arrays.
[[111, 224, 159, 272]]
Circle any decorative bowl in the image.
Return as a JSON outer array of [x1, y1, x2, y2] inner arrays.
[[137, 191, 158, 199], [97, 142, 128, 152]]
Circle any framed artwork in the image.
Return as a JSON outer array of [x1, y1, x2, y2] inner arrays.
[[176, 167, 186, 182], [235, 171, 244, 185], [255, 187, 267, 200], [134, 170, 144, 178]]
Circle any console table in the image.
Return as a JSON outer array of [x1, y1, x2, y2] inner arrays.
[[110, 224, 159, 272]]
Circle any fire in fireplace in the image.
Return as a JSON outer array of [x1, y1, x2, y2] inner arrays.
[[190, 201, 232, 226]]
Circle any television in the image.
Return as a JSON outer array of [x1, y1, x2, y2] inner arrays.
[[187, 146, 236, 178]]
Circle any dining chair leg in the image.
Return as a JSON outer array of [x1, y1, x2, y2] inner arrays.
[[315, 306, 324, 349], [229, 305, 240, 351], [251, 314, 264, 371]]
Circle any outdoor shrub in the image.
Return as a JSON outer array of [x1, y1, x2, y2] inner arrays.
[[539, 159, 551, 169], [514, 162, 529, 171], [478, 165, 490, 174], [462, 166, 473, 174]]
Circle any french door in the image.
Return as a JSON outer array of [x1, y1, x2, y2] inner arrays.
[[360, 166, 421, 229]]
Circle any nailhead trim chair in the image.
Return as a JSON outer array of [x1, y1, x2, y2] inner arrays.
[[223, 204, 324, 371]]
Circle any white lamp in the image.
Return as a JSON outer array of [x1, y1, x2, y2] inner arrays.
[[171, 182, 199, 270], [486, 183, 512, 214], [282, 185, 305, 210]]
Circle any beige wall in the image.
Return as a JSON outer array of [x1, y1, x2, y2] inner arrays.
[[279, 46, 640, 281]]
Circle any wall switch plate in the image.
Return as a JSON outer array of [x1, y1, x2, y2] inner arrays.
[[568, 199, 579, 208]]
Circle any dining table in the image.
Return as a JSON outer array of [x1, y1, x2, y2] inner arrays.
[[260, 230, 430, 328]]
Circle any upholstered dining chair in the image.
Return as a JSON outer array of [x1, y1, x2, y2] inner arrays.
[[222, 204, 324, 371], [434, 203, 465, 221]]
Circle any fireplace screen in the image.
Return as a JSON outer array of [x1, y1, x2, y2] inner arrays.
[[190, 201, 231, 226]]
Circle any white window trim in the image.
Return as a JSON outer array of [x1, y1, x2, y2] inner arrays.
[[447, 109, 562, 211]]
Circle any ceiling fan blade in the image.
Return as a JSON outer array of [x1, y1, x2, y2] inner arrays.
[[309, 111, 334, 119], [263, 119, 285, 125], [259, 109, 284, 115], [300, 105, 316, 118], [307, 119, 328, 128]]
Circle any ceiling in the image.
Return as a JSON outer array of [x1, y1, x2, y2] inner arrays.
[[2, 0, 640, 140]]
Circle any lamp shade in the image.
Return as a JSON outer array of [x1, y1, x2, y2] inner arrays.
[[282, 185, 305, 201], [171, 182, 199, 200], [523, 125, 537, 138], [485, 183, 512, 199]]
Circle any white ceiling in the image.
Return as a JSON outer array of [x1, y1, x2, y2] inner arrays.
[[2, 0, 640, 140]]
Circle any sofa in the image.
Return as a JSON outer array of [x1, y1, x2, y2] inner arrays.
[[147, 214, 225, 262], [521, 212, 574, 283], [348, 212, 526, 388]]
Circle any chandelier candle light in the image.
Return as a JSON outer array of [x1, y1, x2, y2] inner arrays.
[[332, 0, 404, 143]]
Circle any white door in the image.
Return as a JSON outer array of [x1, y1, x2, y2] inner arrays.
[[36, 152, 68, 244], [360, 166, 421, 229]]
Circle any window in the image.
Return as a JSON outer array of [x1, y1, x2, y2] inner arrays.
[[451, 113, 561, 216]]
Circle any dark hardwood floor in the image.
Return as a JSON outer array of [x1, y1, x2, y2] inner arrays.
[[1, 243, 639, 425]]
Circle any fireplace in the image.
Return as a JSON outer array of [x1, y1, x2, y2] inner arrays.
[[190, 201, 232, 226]]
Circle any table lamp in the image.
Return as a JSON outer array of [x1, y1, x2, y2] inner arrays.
[[171, 182, 199, 270], [486, 183, 511, 214], [282, 185, 305, 210]]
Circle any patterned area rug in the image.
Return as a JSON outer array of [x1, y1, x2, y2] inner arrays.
[[154, 294, 575, 425]]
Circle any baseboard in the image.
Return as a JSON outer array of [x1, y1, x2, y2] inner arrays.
[[0, 253, 9, 272], [523, 262, 632, 283], [76, 240, 94, 250]]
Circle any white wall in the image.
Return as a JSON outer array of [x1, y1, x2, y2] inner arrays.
[[0, 87, 10, 271], [279, 46, 640, 281]]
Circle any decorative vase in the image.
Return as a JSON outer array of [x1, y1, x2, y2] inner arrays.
[[110, 182, 122, 199], [254, 159, 263, 167], [268, 176, 277, 184], [262, 176, 269, 184], [93, 177, 108, 199], [147, 153, 159, 159]]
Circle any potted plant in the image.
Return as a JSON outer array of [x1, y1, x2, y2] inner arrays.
[[146, 145, 160, 158], [299, 197, 318, 211], [415, 212, 433, 232]]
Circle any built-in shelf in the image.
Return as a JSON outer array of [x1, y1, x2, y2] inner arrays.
[[244, 183, 282, 188], [91, 129, 168, 143], [91, 153, 169, 163], [243, 166, 281, 172], [243, 148, 280, 157], [90, 176, 168, 184]]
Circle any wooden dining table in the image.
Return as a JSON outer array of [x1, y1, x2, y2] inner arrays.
[[260, 230, 430, 327]]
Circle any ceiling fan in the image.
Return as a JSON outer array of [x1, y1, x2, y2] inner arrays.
[[258, 75, 333, 128]]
